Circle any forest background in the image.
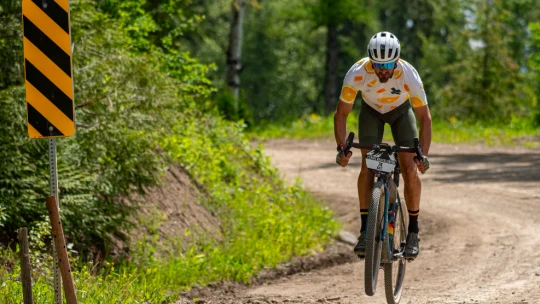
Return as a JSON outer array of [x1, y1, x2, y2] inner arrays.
[[177, 0, 540, 133], [0, 0, 539, 302]]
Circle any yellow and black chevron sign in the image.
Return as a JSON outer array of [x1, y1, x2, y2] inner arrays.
[[22, 0, 75, 138]]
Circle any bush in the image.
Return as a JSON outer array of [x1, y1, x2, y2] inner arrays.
[[0, 0, 214, 257]]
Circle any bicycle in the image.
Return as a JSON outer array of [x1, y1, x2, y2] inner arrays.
[[342, 132, 424, 304]]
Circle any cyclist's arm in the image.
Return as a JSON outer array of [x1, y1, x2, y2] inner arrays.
[[413, 105, 432, 156], [402, 62, 431, 155], [335, 61, 365, 146], [334, 99, 354, 146]]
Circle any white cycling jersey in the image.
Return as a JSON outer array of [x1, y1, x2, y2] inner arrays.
[[339, 58, 428, 114]]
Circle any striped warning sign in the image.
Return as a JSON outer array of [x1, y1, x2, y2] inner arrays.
[[22, 0, 75, 138]]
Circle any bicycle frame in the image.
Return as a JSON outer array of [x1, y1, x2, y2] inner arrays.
[[342, 131, 422, 264], [377, 161, 403, 264], [342, 131, 422, 302]]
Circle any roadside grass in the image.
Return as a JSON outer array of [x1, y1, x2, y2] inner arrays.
[[250, 113, 540, 147], [430, 119, 540, 147], [0, 115, 339, 303], [249, 113, 346, 140]]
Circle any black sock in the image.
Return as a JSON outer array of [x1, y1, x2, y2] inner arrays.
[[360, 209, 369, 232], [408, 209, 419, 234]]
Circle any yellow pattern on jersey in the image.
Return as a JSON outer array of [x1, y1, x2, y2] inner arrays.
[[339, 57, 427, 114]]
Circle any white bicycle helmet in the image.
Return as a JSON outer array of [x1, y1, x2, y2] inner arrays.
[[367, 31, 400, 63]]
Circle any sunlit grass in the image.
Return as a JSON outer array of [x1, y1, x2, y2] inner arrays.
[[1, 190, 337, 303], [0, 116, 339, 303], [249, 113, 346, 140], [249, 112, 540, 147], [430, 119, 539, 146]]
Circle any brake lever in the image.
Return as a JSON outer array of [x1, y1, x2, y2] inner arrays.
[[344, 132, 355, 154], [413, 138, 423, 159]]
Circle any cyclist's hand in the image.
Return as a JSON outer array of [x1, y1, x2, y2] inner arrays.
[[336, 149, 353, 167], [414, 156, 430, 174]]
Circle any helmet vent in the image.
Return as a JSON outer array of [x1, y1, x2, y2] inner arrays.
[[373, 49, 378, 58], [380, 44, 386, 59]]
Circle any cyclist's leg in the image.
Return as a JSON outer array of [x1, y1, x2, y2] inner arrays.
[[399, 150, 421, 258], [386, 101, 417, 148], [357, 101, 385, 212], [389, 102, 421, 257], [389, 102, 420, 221], [354, 101, 385, 254], [397, 153, 420, 220], [359, 148, 374, 212]]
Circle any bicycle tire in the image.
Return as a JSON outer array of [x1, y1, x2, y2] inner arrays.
[[384, 197, 408, 304], [364, 180, 385, 296]]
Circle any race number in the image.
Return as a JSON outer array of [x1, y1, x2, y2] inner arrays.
[[366, 150, 396, 173]]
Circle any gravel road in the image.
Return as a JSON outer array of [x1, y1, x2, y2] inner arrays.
[[178, 139, 540, 304]]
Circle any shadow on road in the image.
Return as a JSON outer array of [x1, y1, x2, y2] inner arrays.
[[308, 152, 540, 184], [428, 152, 540, 183]]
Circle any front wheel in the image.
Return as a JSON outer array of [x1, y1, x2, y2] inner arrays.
[[384, 199, 408, 303], [364, 180, 385, 296]]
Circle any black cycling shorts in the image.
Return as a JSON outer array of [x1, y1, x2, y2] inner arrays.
[[358, 100, 418, 148]]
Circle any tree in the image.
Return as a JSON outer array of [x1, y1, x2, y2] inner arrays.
[[377, 0, 439, 68], [432, 0, 536, 122], [226, 0, 245, 107], [240, 0, 327, 121], [417, 0, 468, 107], [306, 0, 376, 113], [529, 22, 540, 125], [0, 0, 23, 89]]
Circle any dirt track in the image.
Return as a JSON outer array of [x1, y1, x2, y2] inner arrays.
[[181, 139, 540, 304]]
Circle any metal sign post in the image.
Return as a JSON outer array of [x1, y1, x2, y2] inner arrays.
[[49, 138, 62, 304], [22, 0, 77, 301]]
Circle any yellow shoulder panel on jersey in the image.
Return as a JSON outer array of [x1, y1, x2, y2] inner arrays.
[[340, 85, 358, 104], [411, 96, 427, 108]]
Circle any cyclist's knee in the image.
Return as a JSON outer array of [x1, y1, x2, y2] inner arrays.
[[401, 163, 418, 181]]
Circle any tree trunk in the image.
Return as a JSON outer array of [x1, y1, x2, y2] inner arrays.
[[480, 0, 492, 117], [226, 0, 245, 113], [324, 23, 339, 113]]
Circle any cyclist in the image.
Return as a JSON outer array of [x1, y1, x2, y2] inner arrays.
[[334, 31, 432, 259]]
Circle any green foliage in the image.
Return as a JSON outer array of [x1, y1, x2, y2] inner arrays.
[[178, 0, 540, 128], [529, 22, 540, 125], [0, 0, 214, 256], [96, 0, 201, 52], [215, 90, 253, 124], [241, 1, 327, 119], [0, 87, 55, 235], [250, 111, 540, 148], [430, 118, 540, 147], [301, 0, 375, 29], [250, 112, 358, 140], [1, 1, 339, 301], [419, 0, 538, 123], [0, 108, 339, 304], [0, 1, 23, 89], [3, 0, 540, 301]]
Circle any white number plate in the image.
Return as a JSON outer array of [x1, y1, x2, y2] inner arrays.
[[366, 151, 396, 173]]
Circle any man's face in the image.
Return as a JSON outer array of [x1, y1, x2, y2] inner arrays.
[[372, 60, 397, 83]]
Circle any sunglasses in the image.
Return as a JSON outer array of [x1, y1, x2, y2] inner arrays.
[[372, 61, 396, 70]]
